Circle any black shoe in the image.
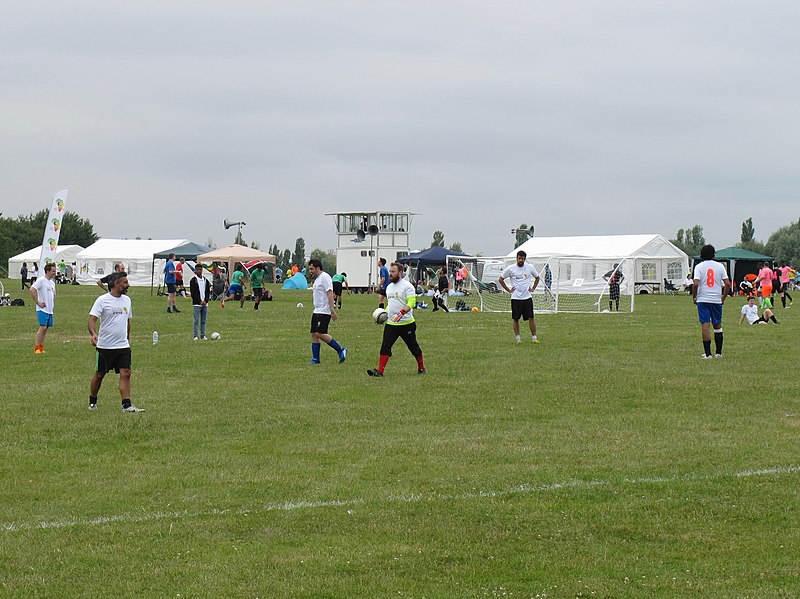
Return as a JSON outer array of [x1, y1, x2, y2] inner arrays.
[[173, 307, 181, 313], [167, 307, 172, 313], [367, 369, 383, 377], [417, 369, 427, 375]]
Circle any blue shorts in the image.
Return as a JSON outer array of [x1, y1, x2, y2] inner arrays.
[[37, 311, 54, 327], [228, 284, 243, 296], [697, 302, 722, 324]]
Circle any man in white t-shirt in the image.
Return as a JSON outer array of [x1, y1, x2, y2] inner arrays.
[[499, 250, 541, 344], [307, 259, 347, 365], [739, 296, 779, 325], [692, 244, 731, 359], [87, 272, 143, 412], [30, 262, 57, 354]]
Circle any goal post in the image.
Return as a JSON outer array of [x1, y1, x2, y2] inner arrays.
[[445, 255, 635, 313]]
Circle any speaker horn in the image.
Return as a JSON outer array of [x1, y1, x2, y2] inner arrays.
[[224, 219, 233, 230], [356, 229, 366, 241], [367, 224, 379, 236]]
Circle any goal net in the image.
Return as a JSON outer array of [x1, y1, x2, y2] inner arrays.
[[445, 255, 635, 313]]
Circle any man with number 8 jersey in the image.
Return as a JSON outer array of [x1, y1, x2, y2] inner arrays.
[[692, 244, 731, 359]]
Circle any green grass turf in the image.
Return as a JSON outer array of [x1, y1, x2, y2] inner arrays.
[[0, 280, 798, 598]]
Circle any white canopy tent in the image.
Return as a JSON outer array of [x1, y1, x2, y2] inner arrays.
[[509, 234, 690, 295], [76, 239, 188, 286], [8, 245, 84, 279]]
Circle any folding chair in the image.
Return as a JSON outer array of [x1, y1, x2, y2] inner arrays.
[[663, 278, 679, 296]]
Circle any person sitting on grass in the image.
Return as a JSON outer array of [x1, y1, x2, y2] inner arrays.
[[739, 296, 779, 325]]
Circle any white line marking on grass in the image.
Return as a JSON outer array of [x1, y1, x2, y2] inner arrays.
[[3, 466, 797, 533]]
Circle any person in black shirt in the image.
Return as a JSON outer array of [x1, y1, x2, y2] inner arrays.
[[432, 266, 450, 313], [97, 262, 126, 292]]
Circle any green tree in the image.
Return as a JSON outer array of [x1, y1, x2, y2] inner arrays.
[[309, 248, 337, 274], [741, 217, 755, 244], [282, 249, 291, 271], [250, 240, 260, 250], [292, 238, 306, 266], [765, 218, 800, 264], [0, 209, 100, 272], [449, 242, 464, 253], [671, 225, 705, 256], [431, 230, 445, 247]]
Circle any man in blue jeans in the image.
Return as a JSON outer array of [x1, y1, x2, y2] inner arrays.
[[190, 263, 211, 340]]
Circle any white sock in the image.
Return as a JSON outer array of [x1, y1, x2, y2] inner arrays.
[[515, 335, 521, 341]]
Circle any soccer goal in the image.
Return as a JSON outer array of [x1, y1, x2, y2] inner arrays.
[[446, 255, 635, 313]]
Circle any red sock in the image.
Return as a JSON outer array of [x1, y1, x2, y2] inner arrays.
[[378, 354, 390, 373], [416, 354, 425, 370]]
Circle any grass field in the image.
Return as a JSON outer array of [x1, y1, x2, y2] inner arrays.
[[0, 280, 798, 598]]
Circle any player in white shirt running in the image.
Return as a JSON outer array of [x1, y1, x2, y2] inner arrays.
[[692, 245, 731, 359]]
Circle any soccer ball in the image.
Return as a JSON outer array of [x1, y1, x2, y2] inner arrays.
[[470, 306, 479, 312], [372, 308, 388, 324], [296, 302, 304, 308], [210, 332, 221, 340]]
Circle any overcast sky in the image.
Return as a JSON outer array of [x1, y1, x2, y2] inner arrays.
[[2, 1, 799, 257]]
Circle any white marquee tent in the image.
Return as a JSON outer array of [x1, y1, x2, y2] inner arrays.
[[76, 239, 188, 286], [509, 234, 690, 294], [7, 245, 84, 279]]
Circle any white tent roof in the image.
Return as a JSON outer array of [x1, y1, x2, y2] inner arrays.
[[10, 244, 84, 262], [77, 238, 188, 260], [509, 234, 687, 260], [7, 245, 84, 279]]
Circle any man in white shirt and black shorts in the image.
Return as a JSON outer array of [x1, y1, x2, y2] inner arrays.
[[307, 259, 347, 365], [692, 244, 731, 359], [499, 250, 541, 345], [87, 271, 144, 412]]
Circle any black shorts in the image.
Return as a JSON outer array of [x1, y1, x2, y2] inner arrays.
[[310, 313, 332, 334], [332, 282, 343, 296], [608, 283, 620, 300], [253, 288, 263, 299], [96, 347, 132, 374], [166, 283, 176, 293], [511, 298, 534, 321]]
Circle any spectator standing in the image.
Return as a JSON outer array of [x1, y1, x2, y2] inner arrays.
[[190, 263, 211, 340], [20, 261, 29, 289], [30, 262, 38, 284], [377, 257, 389, 308], [432, 266, 450, 312], [164, 253, 180, 313]]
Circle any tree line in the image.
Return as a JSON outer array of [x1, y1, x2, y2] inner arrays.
[[671, 217, 800, 264], [0, 210, 99, 275]]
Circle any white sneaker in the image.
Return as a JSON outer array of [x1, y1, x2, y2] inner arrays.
[[193, 336, 199, 341], [201, 336, 208, 341], [700, 354, 713, 360], [122, 405, 145, 413], [715, 353, 722, 358]]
